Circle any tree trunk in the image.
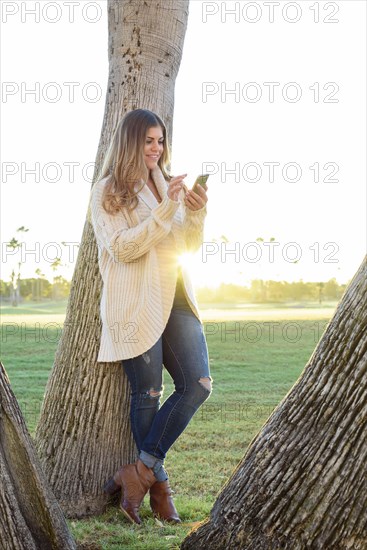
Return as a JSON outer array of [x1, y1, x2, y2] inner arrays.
[[35, 0, 190, 518], [0, 362, 75, 550], [182, 256, 367, 550]]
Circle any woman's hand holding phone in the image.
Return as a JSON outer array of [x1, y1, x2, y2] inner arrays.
[[184, 174, 209, 211]]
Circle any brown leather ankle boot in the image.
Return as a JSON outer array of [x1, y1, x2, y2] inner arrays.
[[103, 467, 124, 496], [119, 459, 157, 524], [149, 480, 181, 523]]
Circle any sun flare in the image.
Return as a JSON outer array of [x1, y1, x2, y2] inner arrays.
[[177, 251, 220, 289], [177, 252, 196, 270]]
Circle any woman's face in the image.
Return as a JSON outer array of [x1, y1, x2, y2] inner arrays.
[[144, 126, 164, 171]]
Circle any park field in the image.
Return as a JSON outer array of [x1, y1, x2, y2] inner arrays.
[[1, 300, 337, 550]]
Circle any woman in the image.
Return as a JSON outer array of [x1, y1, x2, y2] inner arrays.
[[89, 109, 212, 525]]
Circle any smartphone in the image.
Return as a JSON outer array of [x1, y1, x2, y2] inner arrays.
[[192, 174, 209, 193]]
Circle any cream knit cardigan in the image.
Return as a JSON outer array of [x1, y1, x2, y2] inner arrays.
[[90, 165, 207, 363]]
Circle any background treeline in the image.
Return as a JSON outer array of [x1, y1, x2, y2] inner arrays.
[[196, 278, 347, 304], [0, 277, 70, 303], [0, 277, 347, 305]]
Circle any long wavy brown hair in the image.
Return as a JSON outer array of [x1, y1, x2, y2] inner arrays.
[[88, 109, 171, 220]]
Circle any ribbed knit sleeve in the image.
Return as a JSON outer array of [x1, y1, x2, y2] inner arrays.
[[91, 181, 180, 263], [183, 204, 208, 253]]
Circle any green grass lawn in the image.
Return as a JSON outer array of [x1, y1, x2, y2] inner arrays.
[[0, 300, 335, 549]]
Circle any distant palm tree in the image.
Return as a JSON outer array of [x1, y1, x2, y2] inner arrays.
[[34, 268, 45, 301], [8, 226, 29, 306]]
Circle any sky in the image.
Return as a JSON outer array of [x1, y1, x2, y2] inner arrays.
[[1, 0, 366, 289]]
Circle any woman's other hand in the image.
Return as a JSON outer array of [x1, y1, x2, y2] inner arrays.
[[167, 174, 187, 202]]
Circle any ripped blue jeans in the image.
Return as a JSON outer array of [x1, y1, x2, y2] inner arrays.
[[121, 274, 212, 481]]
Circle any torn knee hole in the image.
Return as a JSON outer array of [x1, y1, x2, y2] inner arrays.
[[198, 376, 212, 393], [147, 387, 162, 398]]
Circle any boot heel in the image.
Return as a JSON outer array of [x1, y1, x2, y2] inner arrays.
[[103, 476, 121, 495]]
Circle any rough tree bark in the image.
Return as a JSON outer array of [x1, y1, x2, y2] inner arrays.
[[35, 0, 190, 518], [182, 256, 367, 550], [0, 362, 75, 550]]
